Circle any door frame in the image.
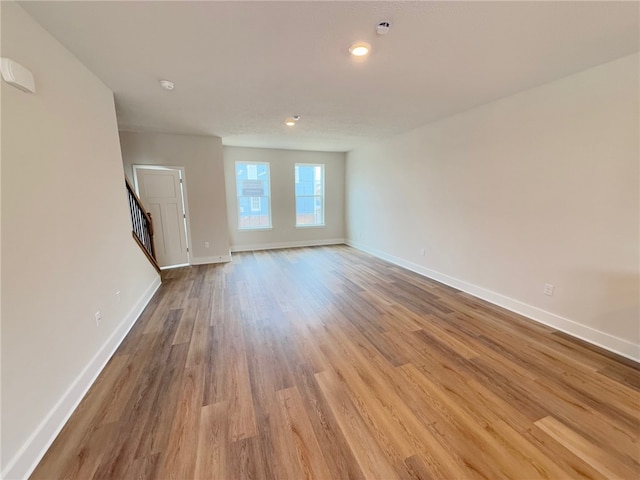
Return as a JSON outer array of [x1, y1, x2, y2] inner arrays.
[[132, 164, 193, 268]]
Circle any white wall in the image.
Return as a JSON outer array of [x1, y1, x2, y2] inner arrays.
[[1, 3, 161, 478], [346, 53, 640, 360], [223, 147, 345, 251], [120, 131, 231, 264]]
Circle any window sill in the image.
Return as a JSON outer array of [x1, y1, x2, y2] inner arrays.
[[295, 224, 326, 229]]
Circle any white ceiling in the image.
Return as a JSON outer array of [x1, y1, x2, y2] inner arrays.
[[19, 1, 640, 152]]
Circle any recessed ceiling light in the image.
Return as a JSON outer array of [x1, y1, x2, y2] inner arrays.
[[349, 42, 371, 57], [159, 79, 175, 90], [285, 115, 300, 126]]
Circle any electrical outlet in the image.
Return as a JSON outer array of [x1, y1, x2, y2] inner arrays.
[[204, 242, 209, 248], [95, 310, 102, 326], [543, 283, 554, 296], [420, 248, 425, 256], [115, 291, 121, 303]]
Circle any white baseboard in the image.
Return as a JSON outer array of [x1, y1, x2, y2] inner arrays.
[[346, 240, 640, 363], [189, 254, 232, 265], [2, 276, 162, 480], [230, 238, 345, 253]]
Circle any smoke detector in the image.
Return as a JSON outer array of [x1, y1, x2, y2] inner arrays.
[[376, 22, 391, 35], [159, 79, 175, 90]]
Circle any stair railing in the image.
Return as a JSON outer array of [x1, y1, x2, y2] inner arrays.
[[125, 178, 160, 273]]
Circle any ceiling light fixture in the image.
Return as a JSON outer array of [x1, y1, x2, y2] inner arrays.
[[349, 42, 371, 57], [285, 115, 301, 126], [159, 79, 175, 90]]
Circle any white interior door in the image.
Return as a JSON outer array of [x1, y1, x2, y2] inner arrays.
[[134, 167, 188, 268]]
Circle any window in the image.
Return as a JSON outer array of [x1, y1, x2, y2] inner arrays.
[[295, 164, 324, 227], [236, 162, 271, 229]]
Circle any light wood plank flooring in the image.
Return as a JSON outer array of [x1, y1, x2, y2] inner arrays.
[[32, 245, 640, 479]]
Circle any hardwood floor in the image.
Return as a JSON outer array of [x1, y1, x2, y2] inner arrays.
[[31, 245, 639, 479]]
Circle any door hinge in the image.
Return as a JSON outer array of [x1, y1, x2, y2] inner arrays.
[[180, 178, 183, 184], [183, 214, 186, 219], [186, 248, 189, 252]]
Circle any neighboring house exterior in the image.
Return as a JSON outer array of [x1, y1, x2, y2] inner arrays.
[[236, 162, 271, 228]]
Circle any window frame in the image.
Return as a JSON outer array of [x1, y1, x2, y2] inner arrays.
[[294, 163, 325, 228], [235, 161, 272, 230], [250, 196, 261, 212]]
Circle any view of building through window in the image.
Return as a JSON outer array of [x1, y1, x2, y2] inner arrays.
[[236, 162, 325, 229], [295, 164, 324, 227], [236, 162, 271, 229]]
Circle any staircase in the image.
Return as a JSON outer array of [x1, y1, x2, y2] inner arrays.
[[126, 178, 161, 273]]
